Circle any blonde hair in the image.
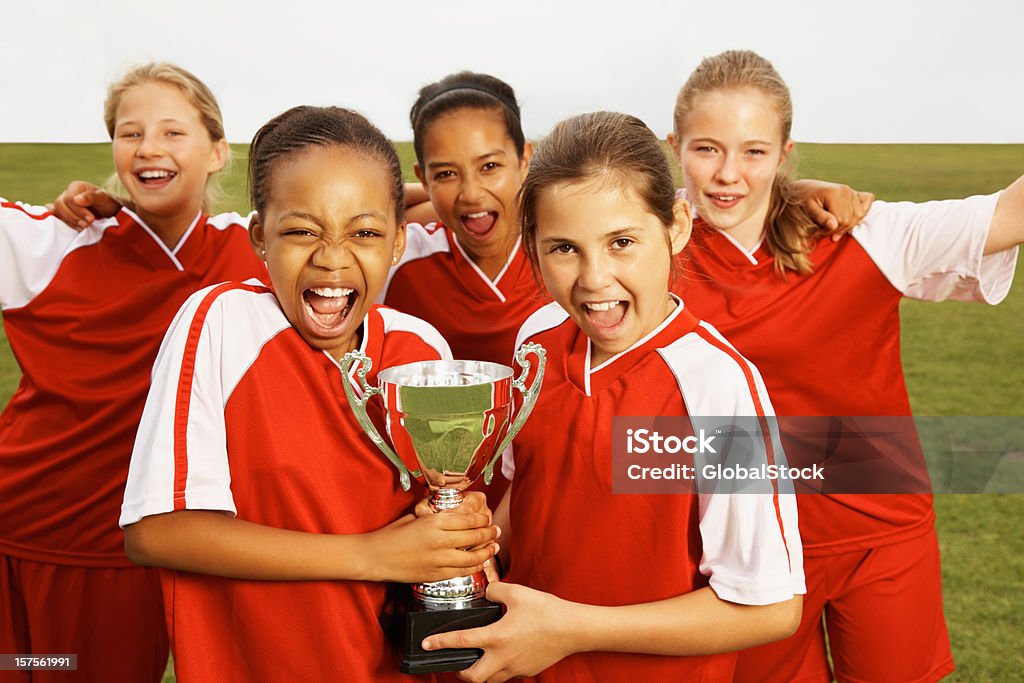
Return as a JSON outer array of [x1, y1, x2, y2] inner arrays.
[[673, 50, 817, 276], [103, 62, 229, 213]]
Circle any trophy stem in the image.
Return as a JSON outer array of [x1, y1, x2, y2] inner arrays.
[[413, 487, 485, 606], [430, 487, 463, 512]]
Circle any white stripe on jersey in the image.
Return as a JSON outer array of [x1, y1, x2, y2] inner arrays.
[[658, 322, 805, 602], [207, 211, 254, 232], [486, 238, 523, 288], [0, 199, 115, 310], [513, 301, 569, 352], [121, 208, 202, 270], [588, 298, 689, 392], [663, 321, 779, 419], [852, 193, 1017, 303], [121, 280, 289, 527], [377, 306, 453, 361], [502, 303, 570, 481], [333, 306, 454, 392], [450, 235, 523, 302], [379, 222, 451, 302]]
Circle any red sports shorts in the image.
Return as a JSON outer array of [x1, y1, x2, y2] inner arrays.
[[734, 528, 954, 683], [0, 554, 167, 682]]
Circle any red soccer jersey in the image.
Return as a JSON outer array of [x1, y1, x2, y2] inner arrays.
[[504, 302, 803, 681], [121, 284, 451, 682], [675, 194, 1017, 555], [0, 201, 266, 566], [381, 221, 547, 364]]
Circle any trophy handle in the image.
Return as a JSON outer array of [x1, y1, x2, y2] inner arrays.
[[339, 350, 416, 491], [483, 342, 547, 484]]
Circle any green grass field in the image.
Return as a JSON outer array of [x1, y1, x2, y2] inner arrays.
[[1, 142, 1022, 681]]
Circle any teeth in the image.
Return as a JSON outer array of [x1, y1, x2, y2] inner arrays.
[[139, 170, 173, 179], [310, 287, 353, 297], [712, 195, 738, 201], [585, 301, 621, 312], [465, 211, 490, 219]]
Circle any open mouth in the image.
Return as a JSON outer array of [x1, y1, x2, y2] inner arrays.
[[302, 286, 357, 334], [706, 193, 743, 210], [583, 300, 628, 329], [135, 169, 177, 187], [461, 210, 498, 237]]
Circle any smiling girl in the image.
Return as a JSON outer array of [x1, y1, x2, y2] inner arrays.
[[668, 50, 1022, 683], [0, 63, 266, 681], [119, 105, 498, 682], [379, 71, 542, 366], [421, 112, 805, 682]]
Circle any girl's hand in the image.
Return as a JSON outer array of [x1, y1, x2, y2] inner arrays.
[[51, 181, 122, 228], [421, 582, 578, 683], [414, 490, 491, 518], [363, 509, 498, 584], [411, 491, 501, 582], [793, 179, 874, 238]]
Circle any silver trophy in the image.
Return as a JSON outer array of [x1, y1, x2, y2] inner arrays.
[[340, 343, 545, 673]]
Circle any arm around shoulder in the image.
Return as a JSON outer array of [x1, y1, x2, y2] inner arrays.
[[404, 182, 439, 224]]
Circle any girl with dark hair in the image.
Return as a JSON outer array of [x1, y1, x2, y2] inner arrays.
[[119, 105, 498, 682], [422, 112, 805, 682], [380, 71, 543, 366], [378, 72, 543, 513]]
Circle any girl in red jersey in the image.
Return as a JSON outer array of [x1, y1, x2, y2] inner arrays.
[[667, 50, 1022, 683], [0, 63, 268, 682], [381, 71, 542, 365], [119, 105, 498, 683], [382, 71, 867, 517], [374, 72, 541, 517], [421, 112, 806, 682]]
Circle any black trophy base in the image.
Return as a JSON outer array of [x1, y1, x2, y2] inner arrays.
[[387, 594, 503, 674]]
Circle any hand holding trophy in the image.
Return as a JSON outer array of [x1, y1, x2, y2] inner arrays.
[[340, 342, 546, 673]]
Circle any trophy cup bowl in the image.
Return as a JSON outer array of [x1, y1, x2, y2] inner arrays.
[[340, 343, 546, 674]]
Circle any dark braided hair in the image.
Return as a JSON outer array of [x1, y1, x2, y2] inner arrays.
[[409, 71, 525, 168], [249, 105, 404, 221]]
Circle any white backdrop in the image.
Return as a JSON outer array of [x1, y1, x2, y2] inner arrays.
[[1, 0, 1021, 144]]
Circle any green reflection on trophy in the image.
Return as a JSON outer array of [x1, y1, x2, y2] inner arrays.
[[339, 342, 545, 673]]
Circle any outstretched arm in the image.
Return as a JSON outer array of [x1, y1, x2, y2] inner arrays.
[[985, 174, 1024, 255], [422, 582, 801, 683]]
